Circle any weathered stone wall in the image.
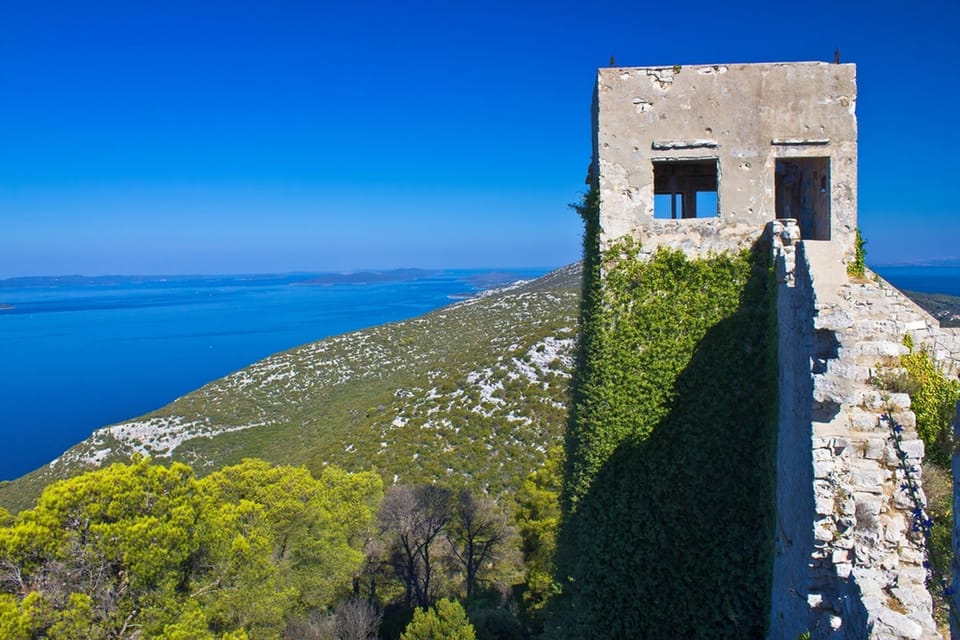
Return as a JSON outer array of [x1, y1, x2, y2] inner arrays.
[[952, 400, 960, 640], [593, 62, 857, 261], [769, 220, 939, 639], [870, 283, 960, 374], [770, 220, 818, 638]]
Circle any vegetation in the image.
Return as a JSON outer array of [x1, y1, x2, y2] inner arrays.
[[847, 227, 866, 277], [902, 290, 960, 328], [0, 457, 533, 639], [0, 458, 381, 639], [400, 599, 475, 640], [900, 337, 959, 467], [875, 336, 960, 628], [513, 447, 562, 633], [553, 188, 778, 638]]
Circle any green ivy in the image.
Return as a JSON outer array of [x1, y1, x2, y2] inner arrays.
[[553, 185, 778, 638]]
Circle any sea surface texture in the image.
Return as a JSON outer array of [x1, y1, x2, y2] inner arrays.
[[874, 265, 960, 296], [0, 269, 545, 480]]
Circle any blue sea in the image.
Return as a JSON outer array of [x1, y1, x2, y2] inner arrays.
[[873, 265, 960, 297], [0, 269, 547, 480]]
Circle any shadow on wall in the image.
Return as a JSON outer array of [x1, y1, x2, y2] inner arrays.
[[553, 241, 779, 639]]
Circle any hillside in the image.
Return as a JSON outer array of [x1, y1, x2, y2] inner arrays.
[[0, 264, 582, 513], [903, 290, 960, 327]]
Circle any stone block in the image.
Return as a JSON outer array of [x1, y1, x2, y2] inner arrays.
[[850, 408, 881, 431], [880, 553, 900, 571], [899, 438, 924, 461], [898, 546, 924, 565], [862, 438, 885, 459], [830, 437, 849, 453], [815, 495, 835, 516], [884, 515, 905, 543], [834, 562, 852, 579], [893, 490, 916, 510], [813, 447, 834, 461], [876, 609, 923, 640], [814, 522, 834, 542], [851, 467, 888, 490], [813, 459, 834, 479], [831, 548, 850, 565], [861, 390, 885, 410], [890, 411, 915, 430], [886, 393, 912, 410], [859, 341, 909, 357], [833, 535, 855, 549]]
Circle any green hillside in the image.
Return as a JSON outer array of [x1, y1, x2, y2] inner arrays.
[[903, 290, 960, 327], [0, 264, 581, 514]]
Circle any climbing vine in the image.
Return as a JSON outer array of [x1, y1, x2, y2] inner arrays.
[[553, 185, 778, 639]]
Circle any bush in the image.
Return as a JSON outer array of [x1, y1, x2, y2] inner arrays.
[[400, 599, 475, 640], [900, 338, 959, 466], [847, 228, 866, 277]]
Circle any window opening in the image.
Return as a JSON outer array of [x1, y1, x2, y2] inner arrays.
[[653, 159, 718, 219]]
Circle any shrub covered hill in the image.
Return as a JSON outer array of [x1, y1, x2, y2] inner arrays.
[[905, 290, 960, 327], [0, 264, 581, 514]]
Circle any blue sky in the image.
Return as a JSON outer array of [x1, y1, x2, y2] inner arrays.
[[1, 0, 957, 277]]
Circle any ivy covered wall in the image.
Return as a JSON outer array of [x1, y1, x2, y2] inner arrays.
[[553, 188, 778, 638]]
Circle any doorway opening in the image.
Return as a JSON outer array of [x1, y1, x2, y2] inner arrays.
[[775, 158, 831, 241]]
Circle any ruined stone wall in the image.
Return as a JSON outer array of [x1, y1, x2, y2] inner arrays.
[[769, 220, 938, 639], [952, 401, 960, 640], [770, 220, 818, 638], [594, 62, 857, 261], [869, 281, 960, 374]]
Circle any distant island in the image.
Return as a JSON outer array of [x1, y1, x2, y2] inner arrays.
[[295, 268, 436, 286], [0, 304, 13, 311]]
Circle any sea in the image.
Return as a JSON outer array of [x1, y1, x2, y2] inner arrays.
[[0, 268, 548, 481], [873, 265, 960, 297]]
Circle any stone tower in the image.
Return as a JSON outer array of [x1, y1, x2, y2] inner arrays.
[[592, 62, 857, 262], [592, 62, 958, 639]]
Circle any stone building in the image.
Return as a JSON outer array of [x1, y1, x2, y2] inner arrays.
[[592, 61, 960, 639], [592, 61, 857, 262]]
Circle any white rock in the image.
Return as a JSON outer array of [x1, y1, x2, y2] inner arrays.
[[876, 609, 922, 640]]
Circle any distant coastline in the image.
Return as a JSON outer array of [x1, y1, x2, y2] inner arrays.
[[0, 304, 14, 311]]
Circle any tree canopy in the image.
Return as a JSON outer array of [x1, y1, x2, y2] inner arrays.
[[0, 457, 382, 639]]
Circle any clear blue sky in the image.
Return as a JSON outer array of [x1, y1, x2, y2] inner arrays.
[[1, 0, 957, 277]]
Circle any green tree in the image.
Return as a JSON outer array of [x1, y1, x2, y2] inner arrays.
[[0, 458, 383, 639], [514, 447, 562, 629], [199, 459, 383, 612], [0, 458, 203, 638], [400, 599, 475, 640]]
